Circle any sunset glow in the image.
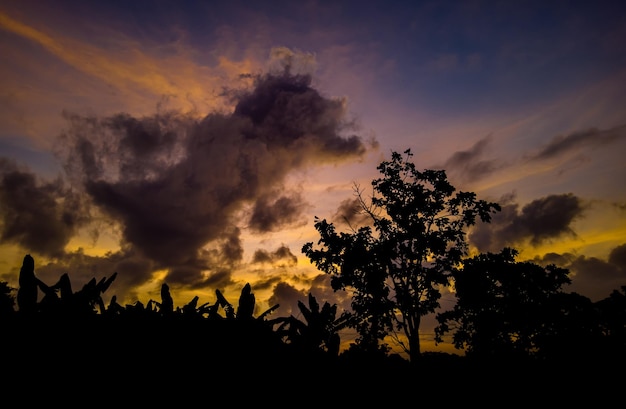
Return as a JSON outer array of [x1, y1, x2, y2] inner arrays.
[[1, 0, 625, 356]]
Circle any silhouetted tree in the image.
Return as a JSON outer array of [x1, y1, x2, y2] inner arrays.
[[434, 247, 585, 360], [595, 286, 626, 358], [534, 291, 603, 362], [303, 149, 500, 362]]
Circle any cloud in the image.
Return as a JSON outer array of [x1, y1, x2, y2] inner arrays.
[[526, 125, 626, 162], [0, 158, 88, 257], [331, 196, 371, 228], [440, 134, 503, 183], [251, 244, 298, 267], [436, 125, 626, 192], [247, 190, 308, 233], [268, 281, 309, 317], [47, 68, 372, 290], [233, 71, 366, 161], [608, 243, 626, 269], [0, 10, 236, 117], [470, 192, 587, 252], [535, 243, 626, 301]]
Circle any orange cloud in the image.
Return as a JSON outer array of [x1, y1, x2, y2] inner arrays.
[[0, 11, 260, 117]]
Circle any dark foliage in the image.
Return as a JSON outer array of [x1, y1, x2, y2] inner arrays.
[[302, 149, 501, 362], [1, 251, 624, 405], [435, 248, 626, 366]]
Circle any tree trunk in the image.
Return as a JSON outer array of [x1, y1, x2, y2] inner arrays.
[[408, 320, 422, 363]]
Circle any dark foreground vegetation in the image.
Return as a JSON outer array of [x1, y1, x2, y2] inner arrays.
[[1, 254, 624, 405], [2, 149, 624, 404]]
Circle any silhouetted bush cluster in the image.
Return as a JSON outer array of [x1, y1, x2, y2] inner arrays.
[[1, 253, 625, 404], [2, 255, 381, 377]]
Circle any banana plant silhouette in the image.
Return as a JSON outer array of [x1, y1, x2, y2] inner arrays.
[[39, 271, 118, 316], [149, 282, 280, 321], [211, 283, 279, 321], [272, 293, 350, 357]]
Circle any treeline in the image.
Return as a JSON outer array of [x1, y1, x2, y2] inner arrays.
[[1, 252, 624, 404], [2, 251, 625, 368]]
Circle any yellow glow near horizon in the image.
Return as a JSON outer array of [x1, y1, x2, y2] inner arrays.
[[516, 210, 626, 261]]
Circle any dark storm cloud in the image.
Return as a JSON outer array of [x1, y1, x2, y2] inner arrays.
[[167, 264, 210, 288], [158, 227, 241, 290], [248, 191, 308, 233], [186, 268, 233, 292], [269, 281, 309, 317], [526, 125, 626, 162], [251, 244, 297, 267], [608, 243, 626, 270], [534, 244, 626, 301], [233, 72, 367, 162], [517, 194, 586, 244], [55, 69, 372, 286], [0, 158, 88, 258], [470, 193, 586, 252], [218, 226, 244, 264], [440, 135, 502, 183]]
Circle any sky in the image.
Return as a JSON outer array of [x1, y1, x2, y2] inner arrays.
[[1, 0, 625, 355]]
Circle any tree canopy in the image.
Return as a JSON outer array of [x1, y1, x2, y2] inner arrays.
[[435, 248, 626, 364], [302, 149, 501, 362]]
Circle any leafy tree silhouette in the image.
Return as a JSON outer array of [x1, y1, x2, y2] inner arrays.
[[595, 285, 626, 359], [303, 149, 500, 363], [434, 247, 605, 363], [534, 291, 604, 362]]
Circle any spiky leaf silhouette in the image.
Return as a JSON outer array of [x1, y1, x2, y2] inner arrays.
[[273, 293, 350, 356], [237, 283, 255, 319]]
